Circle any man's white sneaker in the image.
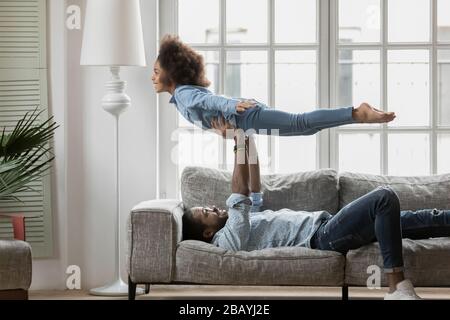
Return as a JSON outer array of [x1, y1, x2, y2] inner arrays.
[[384, 279, 422, 300]]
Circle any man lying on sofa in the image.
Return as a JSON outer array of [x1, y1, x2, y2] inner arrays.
[[182, 118, 450, 300]]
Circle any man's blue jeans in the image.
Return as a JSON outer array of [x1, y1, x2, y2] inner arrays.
[[310, 186, 450, 273], [235, 105, 355, 136]]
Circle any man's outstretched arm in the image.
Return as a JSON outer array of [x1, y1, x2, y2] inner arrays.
[[232, 130, 250, 196], [247, 136, 263, 212], [210, 117, 250, 195], [210, 117, 262, 211], [247, 135, 261, 193], [209, 119, 252, 251], [214, 129, 251, 251]]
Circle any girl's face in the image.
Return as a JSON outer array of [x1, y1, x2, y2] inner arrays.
[[152, 60, 173, 94]]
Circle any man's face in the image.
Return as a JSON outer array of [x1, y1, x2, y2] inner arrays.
[[191, 206, 228, 237]]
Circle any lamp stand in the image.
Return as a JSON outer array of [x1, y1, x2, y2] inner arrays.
[[89, 67, 144, 297]]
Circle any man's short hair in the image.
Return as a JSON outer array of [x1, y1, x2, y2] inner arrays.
[[182, 207, 208, 241]]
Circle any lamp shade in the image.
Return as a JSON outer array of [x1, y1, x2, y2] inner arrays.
[[81, 0, 146, 66]]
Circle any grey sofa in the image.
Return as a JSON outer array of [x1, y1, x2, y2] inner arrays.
[[127, 167, 450, 300]]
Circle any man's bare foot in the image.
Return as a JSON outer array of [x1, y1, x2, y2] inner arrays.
[[353, 103, 396, 124]]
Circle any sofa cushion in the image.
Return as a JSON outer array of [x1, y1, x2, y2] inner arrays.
[[174, 240, 345, 286], [181, 166, 339, 213], [339, 172, 450, 211], [345, 238, 450, 286]]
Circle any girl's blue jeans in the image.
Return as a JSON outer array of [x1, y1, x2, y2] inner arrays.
[[310, 186, 450, 273], [235, 105, 355, 136]]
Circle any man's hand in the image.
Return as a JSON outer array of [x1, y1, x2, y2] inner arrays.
[[211, 117, 235, 139], [236, 100, 257, 113]]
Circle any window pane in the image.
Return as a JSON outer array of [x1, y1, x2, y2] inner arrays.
[[339, 133, 380, 174], [388, 0, 430, 43], [275, 136, 316, 173], [339, 0, 380, 43], [178, 0, 219, 44], [178, 51, 219, 127], [226, 136, 271, 174], [438, 0, 450, 42], [275, 50, 316, 114], [387, 50, 429, 127], [337, 50, 380, 109], [227, 0, 268, 44], [176, 129, 220, 181], [438, 134, 450, 174], [388, 133, 430, 176], [275, 0, 316, 43], [438, 50, 450, 126], [225, 51, 268, 104]]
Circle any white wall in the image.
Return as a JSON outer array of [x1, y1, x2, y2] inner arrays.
[[31, 0, 158, 290]]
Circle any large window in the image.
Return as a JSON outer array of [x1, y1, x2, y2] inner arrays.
[[332, 0, 450, 176], [158, 0, 450, 198]]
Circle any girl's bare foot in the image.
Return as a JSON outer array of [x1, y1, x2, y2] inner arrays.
[[353, 103, 396, 123]]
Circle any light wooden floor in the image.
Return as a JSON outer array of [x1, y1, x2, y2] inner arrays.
[[30, 285, 450, 300]]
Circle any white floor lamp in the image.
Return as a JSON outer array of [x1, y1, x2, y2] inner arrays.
[[80, 0, 146, 296]]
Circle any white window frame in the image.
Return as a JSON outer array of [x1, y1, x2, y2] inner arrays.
[[330, 0, 450, 175]]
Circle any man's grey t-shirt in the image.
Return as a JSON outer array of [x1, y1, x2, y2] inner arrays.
[[211, 193, 332, 251]]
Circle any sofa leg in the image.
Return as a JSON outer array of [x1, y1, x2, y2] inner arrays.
[[342, 286, 348, 300], [145, 284, 150, 294], [128, 275, 137, 300]]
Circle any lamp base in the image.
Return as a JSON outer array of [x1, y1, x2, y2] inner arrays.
[[89, 279, 144, 297]]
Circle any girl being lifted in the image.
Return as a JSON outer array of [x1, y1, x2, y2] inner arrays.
[[152, 35, 396, 137]]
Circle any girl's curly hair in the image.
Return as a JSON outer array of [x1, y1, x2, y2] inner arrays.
[[157, 35, 211, 88]]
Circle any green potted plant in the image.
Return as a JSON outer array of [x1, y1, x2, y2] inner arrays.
[[0, 108, 59, 202]]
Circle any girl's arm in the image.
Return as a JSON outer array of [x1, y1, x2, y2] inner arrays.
[[175, 86, 255, 116]]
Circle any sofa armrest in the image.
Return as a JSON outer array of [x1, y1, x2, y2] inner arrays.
[[127, 199, 184, 284]]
